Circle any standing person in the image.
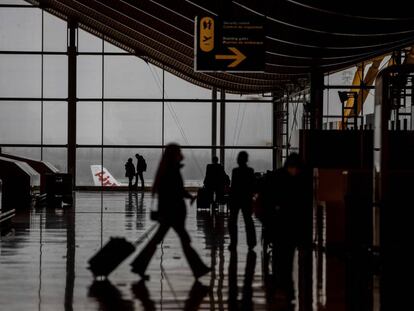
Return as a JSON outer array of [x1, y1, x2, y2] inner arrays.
[[263, 152, 311, 301], [134, 153, 147, 191], [130, 143, 211, 279], [228, 151, 256, 251], [125, 158, 136, 191], [203, 156, 225, 205]]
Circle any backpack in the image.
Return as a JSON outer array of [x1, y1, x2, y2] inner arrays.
[[139, 156, 147, 172]]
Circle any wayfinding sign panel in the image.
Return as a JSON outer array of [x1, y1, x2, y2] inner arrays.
[[195, 16, 265, 72]]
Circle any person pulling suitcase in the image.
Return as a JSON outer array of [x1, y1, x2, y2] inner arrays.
[[130, 143, 211, 280]]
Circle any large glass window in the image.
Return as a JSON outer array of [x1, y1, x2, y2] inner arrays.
[[0, 55, 41, 97], [76, 148, 102, 186], [78, 29, 102, 53], [43, 101, 67, 144], [43, 56, 68, 98], [77, 56, 102, 98], [181, 149, 211, 185], [0, 8, 41, 51], [77, 102, 102, 145], [164, 102, 211, 145], [225, 102, 272, 146], [0, 147, 41, 159], [104, 56, 163, 98], [104, 102, 162, 145], [164, 71, 211, 99], [43, 148, 67, 172], [0, 4, 275, 187], [43, 12, 67, 52], [0, 101, 41, 144]]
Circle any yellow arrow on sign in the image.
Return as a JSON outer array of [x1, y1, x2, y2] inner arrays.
[[215, 47, 246, 68]]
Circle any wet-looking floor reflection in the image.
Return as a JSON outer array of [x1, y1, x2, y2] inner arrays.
[[0, 192, 378, 310]]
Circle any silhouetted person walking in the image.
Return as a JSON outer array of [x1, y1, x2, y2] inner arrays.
[[130, 143, 211, 279], [204, 156, 226, 205], [125, 158, 136, 191], [228, 151, 256, 251], [134, 153, 147, 191], [263, 152, 311, 302]]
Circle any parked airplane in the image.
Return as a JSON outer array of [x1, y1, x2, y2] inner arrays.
[[90, 165, 123, 186]]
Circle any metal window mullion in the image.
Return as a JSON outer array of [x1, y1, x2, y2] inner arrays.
[[41, 10, 44, 160], [162, 66, 165, 150], [101, 34, 105, 188], [67, 19, 78, 182]]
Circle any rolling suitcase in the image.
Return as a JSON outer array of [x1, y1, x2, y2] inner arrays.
[[196, 187, 210, 210], [88, 224, 157, 278]]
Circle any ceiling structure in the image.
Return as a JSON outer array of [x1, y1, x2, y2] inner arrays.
[[27, 0, 414, 94]]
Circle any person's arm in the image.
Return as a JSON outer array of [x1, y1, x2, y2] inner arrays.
[[178, 172, 196, 203], [182, 189, 196, 205], [250, 168, 257, 193], [203, 165, 209, 185], [230, 169, 236, 193]]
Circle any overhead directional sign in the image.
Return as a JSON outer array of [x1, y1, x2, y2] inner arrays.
[[195, 16, 265, 72]]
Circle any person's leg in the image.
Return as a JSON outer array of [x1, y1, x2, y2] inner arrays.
[[204, 187, 213, 207], [273, 242, 295, 297], [134, 172, 138, 188], [216, 187, 224, 204], [279, 243, 295, 300], [139, 172, 145, 190], [241, 205, 257, 249], [131, 224, 169, 276], [228, 205, 240, 250], [172, 220, 210, 278], [128, 176, 134, 191], [211, 189, 218, 209]]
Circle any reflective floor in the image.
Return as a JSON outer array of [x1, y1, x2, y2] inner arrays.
[[0, 192, 378, 310]]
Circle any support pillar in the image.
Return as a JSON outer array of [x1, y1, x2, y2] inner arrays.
[[272, 95, 284, 169], [219, 89, 226, 167], [212, 87, 217, 159], [310, 70, 324, 130], [67, 20, 77, 183]]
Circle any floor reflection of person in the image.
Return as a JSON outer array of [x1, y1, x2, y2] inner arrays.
[[228, 151, 256, 251], [228, 250, 238, 310], [241, 251, 256, 310], [196, 208, 226, 310], [131, 280, 156, 311], [88, 280, 134, 311], [125, 191, 138, 231], [136, 191, 145, 230], [263, 152, 311, 304], [183, 281, 210, 311], [130, 143, 211, 280], [227, 250, 257, 311]]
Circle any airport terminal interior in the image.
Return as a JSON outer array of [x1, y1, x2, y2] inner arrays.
[[1, 0, 414, 310]]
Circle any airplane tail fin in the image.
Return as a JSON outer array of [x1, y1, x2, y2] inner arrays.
[[90, 165, 122, 186]]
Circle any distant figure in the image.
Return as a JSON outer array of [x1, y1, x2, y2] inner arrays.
[[130, 143, 211, 279], [125, 158, 136, 191], [228, 151, 256, 251], [203, 156, 226, 205], [263, 152, 310, 301], [134, 153, 147, 191]]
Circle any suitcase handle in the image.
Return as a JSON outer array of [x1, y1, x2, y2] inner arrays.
[[133, 224, 158, 246]]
